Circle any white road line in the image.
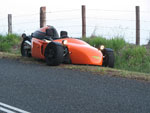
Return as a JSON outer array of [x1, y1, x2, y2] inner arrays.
[[0, 107, 16, 113], [0, 102, 30, 113]]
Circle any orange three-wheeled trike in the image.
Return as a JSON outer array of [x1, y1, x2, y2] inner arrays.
[[21, 25, 114, 67]]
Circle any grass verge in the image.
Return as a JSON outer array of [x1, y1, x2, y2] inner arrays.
[[0, 51, 150, 81], [61, 64, 150, 81], [0, 34, 21, 52]]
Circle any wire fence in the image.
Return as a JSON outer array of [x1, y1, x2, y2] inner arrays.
[[0, 6, 150, 45]]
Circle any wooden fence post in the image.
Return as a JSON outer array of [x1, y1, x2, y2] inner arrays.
[[136, 6, 140, 45], [8, 14, 12, 34], [40, 6, 46, 28], [82, 5, 86, 38]]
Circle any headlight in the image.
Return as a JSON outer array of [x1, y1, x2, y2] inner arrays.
[[62, 40, 67, 46], [100, 45, 105, 50]]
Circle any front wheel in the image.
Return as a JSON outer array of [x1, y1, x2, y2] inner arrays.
[[102, 49, 115, 68]]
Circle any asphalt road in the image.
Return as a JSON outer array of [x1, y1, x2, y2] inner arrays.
[[0, 58, 150, 113]]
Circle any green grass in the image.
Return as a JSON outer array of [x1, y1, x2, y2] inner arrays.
[[0, 34, 21, 52], [83, 36, 150, 74], [83, 36, 126, 52], [115, 45, 150, 73]]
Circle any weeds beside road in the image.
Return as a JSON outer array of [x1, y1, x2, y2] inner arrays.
[[0, 34, 21, 53]]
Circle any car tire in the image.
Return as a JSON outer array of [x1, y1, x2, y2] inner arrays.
[[21, 40, 31, 57], [103, 50, 115, 68], [44, 42, 64, 66]]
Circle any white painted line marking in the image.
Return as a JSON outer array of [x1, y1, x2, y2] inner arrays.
[[0, 102, 30, 113], [0, 107, 16, 113]]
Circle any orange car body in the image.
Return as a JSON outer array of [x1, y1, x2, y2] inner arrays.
[[22, 26, 104, 66], [32, 37, 103, 66]]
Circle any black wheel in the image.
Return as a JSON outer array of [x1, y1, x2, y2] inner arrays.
[[103, 50, 115, 68], [44, 42, 64, 66], [21, 40, 31, 57]]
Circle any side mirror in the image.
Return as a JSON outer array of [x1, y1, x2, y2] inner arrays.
[[46, 29, 54, 37], [60, 31, 68, 38]]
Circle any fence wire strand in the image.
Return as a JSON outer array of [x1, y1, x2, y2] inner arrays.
[[0, 7, 150, 44]]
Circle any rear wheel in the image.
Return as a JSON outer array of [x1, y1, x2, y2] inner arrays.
[[44, 42, 64, 66], [103, 50, 115, 68], [21, 40, 31, 57]]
